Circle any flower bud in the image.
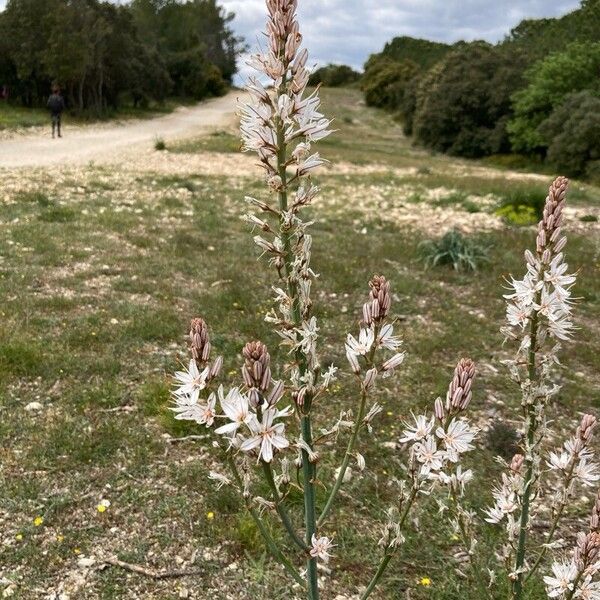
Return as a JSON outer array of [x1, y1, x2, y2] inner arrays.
[[363, 368, 377, 390], [190, 318, 211, 365], [510, 453, 524, 473]]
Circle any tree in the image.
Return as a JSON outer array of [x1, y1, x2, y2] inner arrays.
[[412, 43, 526, 158], [508, 42, 600, 154], [308, 64, 360, 87], [540, 91, 600, 178], [370, 36, 451, 70], [361, 57, 419, 110]]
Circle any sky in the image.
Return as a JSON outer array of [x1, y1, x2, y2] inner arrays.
[[0, 0, 582, 81], [221, 0, 581, 83]]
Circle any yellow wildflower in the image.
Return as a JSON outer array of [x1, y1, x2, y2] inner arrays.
[[419, 577, 432, 586], [15, 533, 23, 541], [206, 511, 215, 520], [33, 516, 44, 527]]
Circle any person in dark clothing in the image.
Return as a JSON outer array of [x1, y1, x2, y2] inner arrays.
[[47, 86, 65, 139]]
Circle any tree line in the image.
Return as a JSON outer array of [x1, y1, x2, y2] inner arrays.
[[360, 0, 600, 180], [0, 0, 243, 115]]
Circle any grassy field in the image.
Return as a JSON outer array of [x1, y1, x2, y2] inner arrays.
[[1, 87, 599, 599]]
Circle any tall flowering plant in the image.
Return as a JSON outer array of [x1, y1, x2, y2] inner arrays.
[[165, 2, 596, 599], [484, 178, 600, 599]]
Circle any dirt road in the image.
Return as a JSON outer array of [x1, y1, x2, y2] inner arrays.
[[0, 92, 242, 169]]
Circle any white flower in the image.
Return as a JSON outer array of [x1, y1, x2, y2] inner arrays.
[[171, 391, 216, 427], [400, 414, 434, 443], [575, 459, 600, 487], [173, 359, 209, 396], [321, 364, 338, 387], [214, 387, 252, 435], [548, 450, 571, 471], [345, 327, 374, 357], [437, 466, 473, 493], [545, 255, 576, 297], [414, 436, 445, 474], [297, 153, 327, 176], [436, 419, 476, 462], [505, 273, 539, 306], [544, 560, 577, 598], [378, 324, 402, 351], [294, 317, 319, 357], [208, 471, 232, 490], [240, 407, 289, 463], [309, 534, 335, 562], [576, 577, 600, 599], [506, 300, 533, 328]]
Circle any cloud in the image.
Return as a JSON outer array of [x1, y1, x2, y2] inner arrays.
[[0, 0, 581, 81], [221, 0, 580, 83]]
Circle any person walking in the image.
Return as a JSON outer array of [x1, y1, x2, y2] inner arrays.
[[47, 85, 65, 139]]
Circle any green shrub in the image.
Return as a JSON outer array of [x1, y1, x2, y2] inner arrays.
[[419, 229, 489, 271], [361, 57, 419, 111], [540, 91, 600, 178], [154, 137, 167, 151], [508, 42, 600, 154], [495, 187, 547, 225], [308, 64, 360, 87], [412, 43, 526, 158]]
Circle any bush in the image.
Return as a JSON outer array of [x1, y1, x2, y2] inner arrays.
[[539, 91, 600, 178], [412, 43, 525, 158], [361, 57, 419, 111], [308, 64, 360, 87], [495, 187, 548, 226], [508, 42, 600, 154], [419, 229, 489, 271]]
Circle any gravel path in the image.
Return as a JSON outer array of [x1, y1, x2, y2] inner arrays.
[[0, 92, 242, 169]]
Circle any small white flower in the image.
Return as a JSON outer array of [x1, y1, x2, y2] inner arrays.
[[575, 459, 600, 487], [173, 359, 209, 396], [436, 419, 476, 462], [544, 560, 577, 598], [321, 364, 338, 387], [400, 414, 434, 443], [208, 471, 232, 490], [414, 436, 445, 474], [240, 407, 289, 463], [378, 324, 402, 351], [345, 327, 375, 357], [309, 534, 335, 562], [214, 387, 252, 435]]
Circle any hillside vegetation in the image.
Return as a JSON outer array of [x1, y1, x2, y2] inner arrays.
[[361, 0, 600, 181]]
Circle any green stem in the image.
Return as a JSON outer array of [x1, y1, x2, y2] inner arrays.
[[565, 572, 584, 600], [275, 79, 318, 600], [318, 327, 380, 527], [302, 414, 319, 600], [318, 387, 367, 527], [524, 459, 578, 584], [261, 460, 307, 550], [226, 456, 305, 588], [360, 487, 419, 600], [512, 308, 540, 600]]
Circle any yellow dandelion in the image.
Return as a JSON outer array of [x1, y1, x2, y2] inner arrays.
[[419, 577, 432, 586], [56, 534, 64, 542], [73, 548, 81, 554], [33, 516, 44, 527], [206, 511, 215, 520], [386, 411, 393, 416], [15, 533, 23, 541]]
